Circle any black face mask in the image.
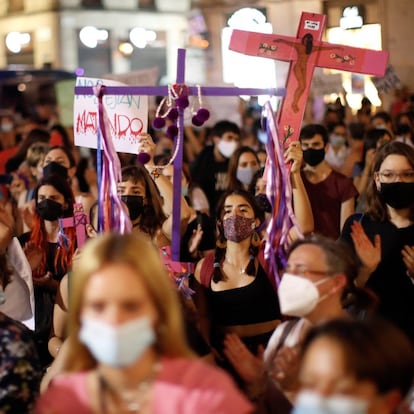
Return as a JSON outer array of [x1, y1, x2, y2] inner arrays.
[[379, 182, 414, 209], [255, 193, 272, 213], [303, 148, 325, 167], [43, 162, 68, 179], [121, 195, 144, 221], [36, 199, 64, 221]]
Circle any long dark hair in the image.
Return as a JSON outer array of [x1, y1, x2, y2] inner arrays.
[[30, 174, 76, 277], [226, 146, 260, 191], [46, 145, 76, 168], [366, 141, 414, 221], [121, 165, 167, 238], [356, 128, 392, 172], [213, 189, 264, 283], [302, 33, 313, 54]]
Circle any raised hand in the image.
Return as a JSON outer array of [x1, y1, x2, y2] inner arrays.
[[137, 133, 156, 165], [33, 271, 58, 292], [188, 223, 203, 256], [350, 221, 381, 272], [24, 241, 43, 272], [223, 333, 263, 384], [269, 345, 300, 391], [284, 141, 303, 174], [402, 245, 414, 279]]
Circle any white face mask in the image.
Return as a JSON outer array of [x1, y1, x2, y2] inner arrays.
[[79, 316, 155, 368], [236, 166, 258, 186], [293, 390, 368, 414], [217, 140, 238, 158], [1, 123, 13, 132], [329, 134, 346, 148], [278, 273, 331, 317]]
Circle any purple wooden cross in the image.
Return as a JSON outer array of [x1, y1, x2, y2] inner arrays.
[[75, 48, 285, 261]]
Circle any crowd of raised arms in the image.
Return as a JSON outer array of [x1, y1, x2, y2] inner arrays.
[[0, 95, 414, 414]]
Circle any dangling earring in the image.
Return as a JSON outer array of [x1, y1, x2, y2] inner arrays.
[[216, 237, 227, 249], [251, 231, 261, 247]]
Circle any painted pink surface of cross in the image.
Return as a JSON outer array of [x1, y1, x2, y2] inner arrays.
[[59, 203, 89, 248], [75, 49, 285, 260], [229, 11, 389, 148]]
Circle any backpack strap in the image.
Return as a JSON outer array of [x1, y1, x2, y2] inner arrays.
[[275, 319, 299, 353], [200, 252, 215, 288]]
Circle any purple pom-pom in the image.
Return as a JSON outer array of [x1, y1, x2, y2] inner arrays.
[[166, 124, 178, 139], [192, 115, 204, 127], [176, 96, 189, 109], [167, 107, 179, 121], [153, 117, 165, 130], [196, 108, 210, 122], [137, 152, 151, 164]]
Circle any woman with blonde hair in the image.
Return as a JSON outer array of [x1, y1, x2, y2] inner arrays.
[[36, 232, 252, 414]]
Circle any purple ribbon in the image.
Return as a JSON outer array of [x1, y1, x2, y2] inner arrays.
[[93, 84, 131, 234], [263, 102, 302, 287], [58, 218, 70, 251]]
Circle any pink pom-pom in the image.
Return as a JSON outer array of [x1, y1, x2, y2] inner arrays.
[[196, 108, 210, 122], [167, 107, 179, 121], [192, 115, 204, 127], [176, 96, 189, 109], [153, 117, 165, 130], [137, 152, 151, 164], [166, 124, 178, 139]]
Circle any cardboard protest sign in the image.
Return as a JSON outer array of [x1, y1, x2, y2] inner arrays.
[[74, 77, 148, 154]]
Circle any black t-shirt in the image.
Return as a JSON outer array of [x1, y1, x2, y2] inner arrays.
[[18, 232, 66, 281], [190, 145, 229, 216], [340, 213, 414, 342], [180, 211, 216, 263]]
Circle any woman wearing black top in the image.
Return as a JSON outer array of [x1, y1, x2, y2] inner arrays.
[[194, 189, 281, 381], [340, 141, 414, 343]]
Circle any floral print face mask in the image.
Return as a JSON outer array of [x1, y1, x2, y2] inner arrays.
[[222, 215, 255, 242]]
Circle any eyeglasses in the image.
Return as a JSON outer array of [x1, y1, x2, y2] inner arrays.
[[284, 264, 333, 278], [377, 170, 414, 183]]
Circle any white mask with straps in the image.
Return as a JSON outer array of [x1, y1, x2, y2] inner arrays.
[[278, 273, 331, 317]]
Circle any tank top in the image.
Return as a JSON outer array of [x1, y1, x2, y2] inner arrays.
[[208, 265, 280, 354]]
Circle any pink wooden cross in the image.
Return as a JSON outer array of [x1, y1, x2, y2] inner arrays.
[[229, 11, 389, 148], [59, 202, 89, 248]]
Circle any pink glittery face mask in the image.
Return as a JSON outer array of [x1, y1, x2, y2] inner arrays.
[[222, 215, 255, 242]]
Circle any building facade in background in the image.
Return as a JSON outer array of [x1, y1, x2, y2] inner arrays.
[[0, 0, 412, 113]]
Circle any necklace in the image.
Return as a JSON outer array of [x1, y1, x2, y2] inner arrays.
[[98, 362, 161, 413], [224, 256, 251, 275]]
